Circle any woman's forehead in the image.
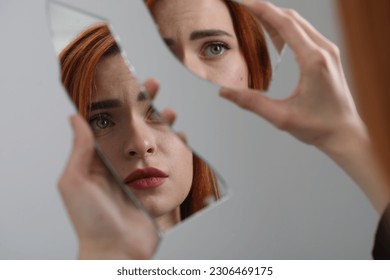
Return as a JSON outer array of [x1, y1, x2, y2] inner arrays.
[[153, 0, 235, 36], [94, 54, 142, 102]]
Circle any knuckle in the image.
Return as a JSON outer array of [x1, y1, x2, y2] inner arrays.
[[282, 14, 295, 29], [273, 112, 292, 131], [58, 171, 83, 194], [228, 93, 241, 106], [284, 8, 300, 20], [239, 97, 255, 111], [274, 117, 290, 131], [276, 12, 295, 31], [328, 43, 341, 58], [307, 49, 330, 70]]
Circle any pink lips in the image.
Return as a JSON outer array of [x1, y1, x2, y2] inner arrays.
[[124, 167, 168, 189]]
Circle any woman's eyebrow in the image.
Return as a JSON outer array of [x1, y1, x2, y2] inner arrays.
[[190, 29, 233, 40], [163, 29, 233, 46], [89, 99, 122, 111]]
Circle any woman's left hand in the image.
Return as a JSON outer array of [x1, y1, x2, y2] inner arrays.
[[222, 1, 361, 150], [220, 0, 389, 213]]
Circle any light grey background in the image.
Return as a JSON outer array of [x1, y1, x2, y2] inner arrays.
[[0, 0, 378, 259]]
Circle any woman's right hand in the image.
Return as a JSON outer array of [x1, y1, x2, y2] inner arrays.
[[58, 115, 159, 259]]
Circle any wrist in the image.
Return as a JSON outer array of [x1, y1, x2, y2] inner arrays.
[[316, 116, 390, 213], [316, 116, 368, 162]]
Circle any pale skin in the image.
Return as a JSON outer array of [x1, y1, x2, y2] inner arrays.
[[59, 71, 187, 259], [60, 76, 184, 258], [151, 0, 249, 88], [59, 0, 390, 259], [151, 0, 389, 213], [219, 0, 389, 214], [59, 114, 160, 259], [89, 53, 193, 231]]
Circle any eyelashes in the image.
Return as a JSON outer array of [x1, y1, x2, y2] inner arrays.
[[88, 106, 164, 134], [88, 113, 115, 132], [165, 39, 233, 61], [200, 41, 231, 59], [145, 105, 164, 123]]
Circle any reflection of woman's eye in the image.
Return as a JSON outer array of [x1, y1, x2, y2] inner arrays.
[[201, 42, 231, 58], [88, 113, 115, 131], [146, 106, 163, 123]]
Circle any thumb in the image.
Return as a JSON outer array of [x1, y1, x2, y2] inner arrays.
[[160, 108, 176, 126], [143, 78, 160, 100], [67, 114, 95, 177], [219, 87, 287, 127]]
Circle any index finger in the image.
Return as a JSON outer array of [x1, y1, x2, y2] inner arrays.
[[143, 78, 160, 100], [241, 0, 317, 57], [58, 114, 95, 194]]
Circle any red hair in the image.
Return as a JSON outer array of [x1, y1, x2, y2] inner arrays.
[[145, 0, 272, 90], [60, 23, 219, 220]]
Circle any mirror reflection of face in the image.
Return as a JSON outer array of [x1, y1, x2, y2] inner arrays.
[[59, 23, 223, 232], [151, 0, 249, 88], [91, 53, 193, 230]]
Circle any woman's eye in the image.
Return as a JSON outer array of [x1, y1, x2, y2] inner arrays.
[[202, 42, 230, 58], [88, 114, 114, 131]]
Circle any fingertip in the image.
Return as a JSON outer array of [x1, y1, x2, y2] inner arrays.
[[69, 114, 79, 131], [144, 78, 160, 99], [65, 114, 95, 177], [69, 115, 83, 135], [161, 108, 176, 125], [69, 115, 82, 147], [69, 114, 94, 149], [145, 77, 159, 85]]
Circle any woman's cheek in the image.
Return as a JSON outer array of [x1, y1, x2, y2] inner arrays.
[[169, 137, 193, 195], [211, 56, 249, 88]]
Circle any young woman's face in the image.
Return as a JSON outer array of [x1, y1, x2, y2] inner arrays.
[[151, 0, 249, 88], [90, 53, 193, 227]]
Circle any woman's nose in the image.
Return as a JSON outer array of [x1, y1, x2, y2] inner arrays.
[[124, 120, 157, 158]]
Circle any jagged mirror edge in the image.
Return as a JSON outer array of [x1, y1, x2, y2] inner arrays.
[[46, 0, 230, 233]]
